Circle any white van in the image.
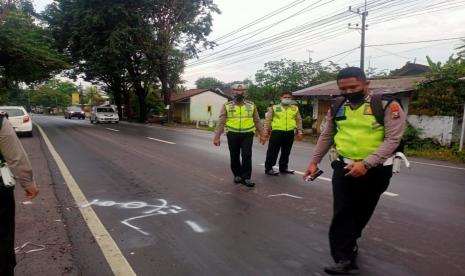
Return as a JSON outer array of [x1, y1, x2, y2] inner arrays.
[[90, 106, 119, 124]]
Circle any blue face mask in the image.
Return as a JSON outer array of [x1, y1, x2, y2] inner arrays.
[[281, 99, 292, 105]]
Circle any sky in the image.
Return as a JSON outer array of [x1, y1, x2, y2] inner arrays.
[[32, 0, 465, 88]]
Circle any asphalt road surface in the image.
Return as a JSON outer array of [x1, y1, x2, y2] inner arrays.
[[33, 115, 465, 276]]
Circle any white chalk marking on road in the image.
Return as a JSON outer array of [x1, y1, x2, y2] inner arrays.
[[35, 123, 136, 276], [146, 137, 176, 145], [83, 199, 186, 235], [268, 193, 303, 199], [259, 164, 399, 197], [410, 161, 465, 171], [106, 128, 120, 132], [185, 220, 206, 233]]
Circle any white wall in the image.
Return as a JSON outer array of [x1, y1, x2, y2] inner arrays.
[[407, 115, 457, 146], [190, 92, 229, 122]]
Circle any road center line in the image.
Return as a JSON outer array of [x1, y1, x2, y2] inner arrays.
[[146, 137, 176, 145], [410, 161, 465, 171], [258, 164, 399, 197], [268, 193, 303, 199], [106, 128, 120, 132], [185, 220, 205, 233], [35, 123, 136, 276]]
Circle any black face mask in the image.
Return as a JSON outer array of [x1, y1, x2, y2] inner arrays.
[[342, 90, 365, 103], [235, 94, 245, 102]]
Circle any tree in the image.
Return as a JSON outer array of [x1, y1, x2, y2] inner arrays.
[[255, 59, 339, 102], [147, 0, 220, 121], [83, 86, 104, 106], [412, 56, 465, 116], [30, 86, 71, 109], [195, 77, 225, 90], [44, 0, 156, 121], [0, 6, 66, 102]]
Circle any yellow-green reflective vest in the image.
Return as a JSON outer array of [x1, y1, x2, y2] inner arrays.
[[271, 104, 298, 131], [225, 101, 256, 133], [334, 102, 384, 160]]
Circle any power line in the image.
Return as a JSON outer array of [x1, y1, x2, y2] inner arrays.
[[213, 0, 308, 43], [366, 36, 465, 47]]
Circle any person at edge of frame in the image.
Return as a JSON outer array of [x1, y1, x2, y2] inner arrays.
[[261, 91, 303, 176], [213, 83, 265, 187], [303, 67, 406, 275], [0, 112, 39, 276]]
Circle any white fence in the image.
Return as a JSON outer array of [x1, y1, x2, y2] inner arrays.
[[407, 115, 461, 146]]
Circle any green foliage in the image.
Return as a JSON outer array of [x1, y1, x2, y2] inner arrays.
[[254, 59, 339, 102], [411, 56, 465, 116], [30, 86, 71, 108], [195, 77, 225, 90], [0, 8, 66, 101], [403, 124, 423, 148], [84, 86, 104, 105]]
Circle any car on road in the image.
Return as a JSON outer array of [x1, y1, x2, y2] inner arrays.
[[64, 106, 85, 119], [90, 106, 119, 124], [0, 106, 33, 137]]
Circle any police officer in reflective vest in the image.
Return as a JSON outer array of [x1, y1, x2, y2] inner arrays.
[[214, 84, 264, 187], [262, 91, 303, 175], [304, 67, 406, 275]]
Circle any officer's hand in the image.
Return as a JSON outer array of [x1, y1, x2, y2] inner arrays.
[[25, 186, 39, 200], [259, 134, 267, 145], [296, 133, 303, 141], [213, 137, 221, 146], [344, 161, 368, 177], [303, 162, 318, 180]]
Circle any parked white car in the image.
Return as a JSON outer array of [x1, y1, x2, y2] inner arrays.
[[90, 106, 119, 124], [0, 106, 33, 136]]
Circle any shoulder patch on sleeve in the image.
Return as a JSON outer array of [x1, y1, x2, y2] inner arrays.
[[390, 103, 401, 120]]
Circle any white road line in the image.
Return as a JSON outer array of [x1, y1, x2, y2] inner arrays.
[[185, 220, 205, 233], [258, 164, 399, 197], [106, 128, 120, 132], [383, 192, 399, 197], [146, 137, 176, 145], [410, 161, 465, 171], [35, 124, 136, 276], [268, 193, 303, 199]]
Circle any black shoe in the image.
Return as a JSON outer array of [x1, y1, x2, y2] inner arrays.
[[324, 260, 359, 275], [234, 176, 243, 183], [265, 169, 279, 176], [280, 169, 295, 174], [242, 179, 255, 187]]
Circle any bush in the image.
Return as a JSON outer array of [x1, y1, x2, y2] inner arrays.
[[302, 116, 313, 129]]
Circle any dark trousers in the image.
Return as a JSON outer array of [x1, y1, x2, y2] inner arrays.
[[264, 130, 295, 171], [329, 160, 392, 263], [0, 186, 16, 276], [226, 132, 254, 180]]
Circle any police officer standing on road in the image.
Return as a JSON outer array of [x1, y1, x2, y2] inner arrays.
[[303, 67, 406, 275], [262, 91, 303, 175], [213, 84, 264, 187], [0, 112, 39, 276]]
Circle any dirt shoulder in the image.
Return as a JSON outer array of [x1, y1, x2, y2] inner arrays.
[[14, 128, 78, 275]]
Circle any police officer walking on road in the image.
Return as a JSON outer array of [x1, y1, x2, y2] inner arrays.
[[213, 84, 264, 187], [262, 91, 303, 175], [0, 112, 39, 276], [303, 67, 406, 275]]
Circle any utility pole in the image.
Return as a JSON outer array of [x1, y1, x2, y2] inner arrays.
[[348, 1, 368, 71], [306, 49, 314, 63]]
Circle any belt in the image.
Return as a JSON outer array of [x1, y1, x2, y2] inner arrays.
[[339, 156, 394, 166]]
